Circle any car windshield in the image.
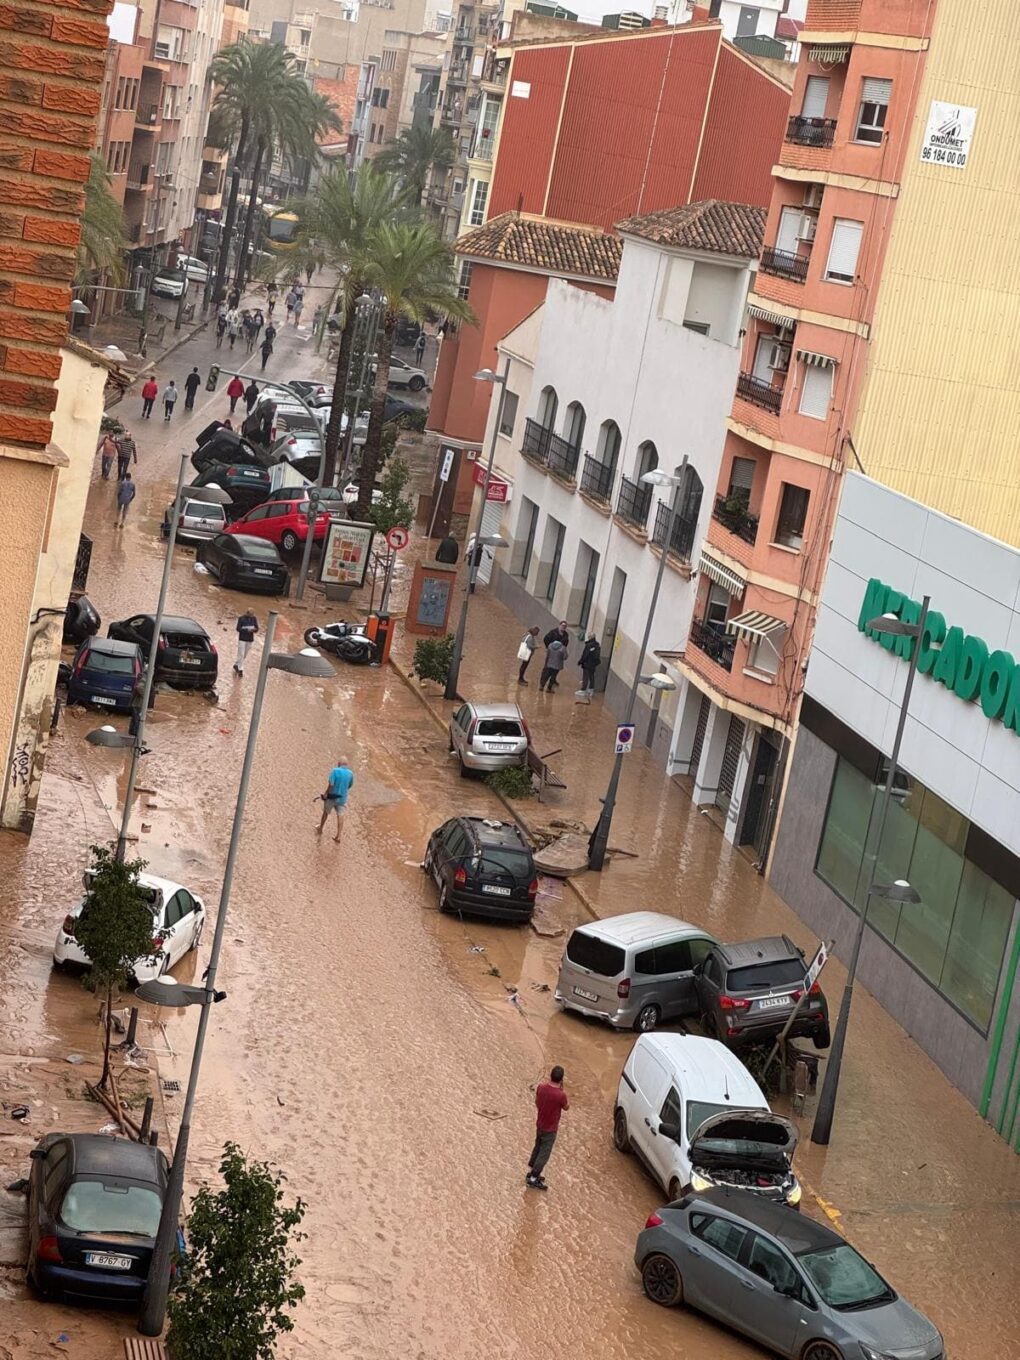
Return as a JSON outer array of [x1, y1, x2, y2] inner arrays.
[[565, 930, 625, 978], [472, 849, 532, 879], [241, 541, 280, 561], [686, 1100, 735, 1135], [164, 631, 208, 649], [798, 1245, 894, 1310], [727, 958, 805, 991], [87, 651, 135, 675], [59, 1180, 162, 1236]]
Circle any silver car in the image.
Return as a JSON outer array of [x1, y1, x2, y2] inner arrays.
[[163, 498, 227, 542], [636, 1188, 945, 1360], [448, 702, 529, 775]]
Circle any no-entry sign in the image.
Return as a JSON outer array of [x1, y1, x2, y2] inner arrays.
[[386, 526, 409, 551], [615, 725, 634, 754]]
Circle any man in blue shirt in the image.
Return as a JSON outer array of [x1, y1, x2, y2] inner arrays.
[[317, 758, 354, 842]]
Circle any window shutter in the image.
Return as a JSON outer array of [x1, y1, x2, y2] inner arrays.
[[802, 76, 829, 119], [861, 77, 892, 106], [799, 364, 832, 420], [825, 219, 863, 281]]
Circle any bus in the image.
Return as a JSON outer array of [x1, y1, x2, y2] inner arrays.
[[261, 203, 300, 250]]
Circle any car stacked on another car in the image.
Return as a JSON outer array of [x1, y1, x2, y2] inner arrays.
[[161, 498, 227, 543], [448, 702, 530, 777], [54, 870, 205, 982], [107, 614, 218, 691], [63, 595, 100, 647], [190, 464, 271, 516], [191, 429, 269, 475], [423, 816, 538, 923], [66, 637, 142, 712], [225, 497, 332, 553], [696, 936, 830, 1050], [197, 533, 290, 594]]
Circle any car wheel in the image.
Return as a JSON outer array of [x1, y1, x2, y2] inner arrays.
[[459, 760, 472, 779], [409, 376, 426, 392], [438, 882, 450, 913], [304, 628, 321, 648], [813, 1022, 832, 1050], [281, 531, 299, 553], [802, 1344, 843, 1360], [634, 1003, 660, 1033], [612, 1107, 631, 1153], [641, 1253, 684, 1308], [220, 564, 234, 587], [667, 1178, 684, 1203], [27, 1264, 53, 1301], [423, 846, 434, 875], [190, 918, 204, 952]]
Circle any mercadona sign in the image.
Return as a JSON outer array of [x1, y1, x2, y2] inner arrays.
[[858, 578, 1020, 737]]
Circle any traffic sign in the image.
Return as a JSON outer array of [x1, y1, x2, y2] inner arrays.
[[615, 725, 634, 754], [386, 526, 409, 551], [805, 940, 829, 989], [438, 448, 455, 482]]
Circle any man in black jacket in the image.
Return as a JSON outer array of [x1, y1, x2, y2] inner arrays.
[[544, 621, 570, 651]]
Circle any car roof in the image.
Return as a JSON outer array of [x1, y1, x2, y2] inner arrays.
[[459, 817, 530, 849], [62, 1133, 167, 1181], [84, 637, 139, 657], [578, 911, 706, 947], [463, 702, 524, 720], [693, 1187, 841, 1255], [716, 936, 800, 967], [160, 616, 208, 635], [637, 1034, 766, 1107]]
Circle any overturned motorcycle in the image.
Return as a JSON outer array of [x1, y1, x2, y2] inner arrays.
[[304, 621, 376, 665]]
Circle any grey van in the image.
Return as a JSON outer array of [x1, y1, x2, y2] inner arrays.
[[555, 912, 717, 1032]]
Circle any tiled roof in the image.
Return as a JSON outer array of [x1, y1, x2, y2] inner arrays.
[[616, 200, 766, 259], [455, 213, 622, 281]]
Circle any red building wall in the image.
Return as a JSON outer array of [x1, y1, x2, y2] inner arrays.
[[691, 46, 790, 208], [489, 46, 572, 218]]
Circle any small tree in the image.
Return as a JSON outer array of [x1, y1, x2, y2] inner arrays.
[[167, 1142, 305, 1360], [368, 456, 414, 537], [72, 846, 157, 1089], [412, 634, 455, 686]]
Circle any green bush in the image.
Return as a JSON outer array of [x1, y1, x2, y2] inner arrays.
[[739, 1042, 782, 1099], [396, 408, 428, 432], [367, 456, 414, 536], [412, 634, 454, 685], [100, 414, 125, 436], [485, 765, 535, 800]]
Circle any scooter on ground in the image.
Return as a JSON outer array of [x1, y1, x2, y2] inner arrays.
[[304, 621, 375, 665]]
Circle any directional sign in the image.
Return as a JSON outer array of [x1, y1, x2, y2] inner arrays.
[[805, 940, 829, 989], [438, 448, 455, 483], [386, 526, 410, 551], [615, 725, 634, 754]]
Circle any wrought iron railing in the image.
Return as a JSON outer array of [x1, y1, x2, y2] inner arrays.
[[547, 433, 580, 480], [579, 454, 614, 504], [786, 116, 837, 147], [712, 494, 759, 544], [760, 247, 809, 283], [688, 618, 735, 671], [521, 418, 551, 465], [651, 500, 698, 563], [616, 475, 652, 529], [736, 372, 784, 415]]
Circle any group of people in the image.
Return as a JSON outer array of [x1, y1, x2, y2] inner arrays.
[[140, 377, 181, 422], [517, 623, 602, 697], [96, 427, 138, 526], [284, 282, 305, 327], [216, 305, 275, 367], [225, 373, 261, 415]]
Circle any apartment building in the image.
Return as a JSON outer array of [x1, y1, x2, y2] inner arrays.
[[362, 28, 451, 161]]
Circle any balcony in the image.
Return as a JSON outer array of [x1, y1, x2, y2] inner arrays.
[[547, 433, 580, 481], [712, 494, 758, 545], [616, 475, 652, 530], [472, 134, 495, 162], [579, 454, 614, 505], [448, 63, 468, 84], [760, 247, 809, 284], [688, 619, 736, 672], [652, 500, 698, 563], [521, 418, 551, 467], [786, 116, 837, 148], [736, 372, 784, 415], [198, 171, 219, 196], [135, 103, 160, 129]]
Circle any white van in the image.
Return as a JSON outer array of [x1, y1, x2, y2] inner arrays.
[[613, 1033, 800, 1207]]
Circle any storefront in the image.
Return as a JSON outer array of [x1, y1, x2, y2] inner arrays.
[[771, 474, 1020, 1145]]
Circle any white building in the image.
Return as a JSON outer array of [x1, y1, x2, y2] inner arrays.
[[481, 200, 764, 759]]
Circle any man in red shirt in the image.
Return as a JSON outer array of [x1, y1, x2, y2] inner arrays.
[[527, 1065, 568, 1191], [140, 378, 158, 420]]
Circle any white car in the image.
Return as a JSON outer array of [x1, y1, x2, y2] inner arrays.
[[175, 253, 210, 285], [150, 268, 188, 299], [53, 871, 206, 984], [387, 357, 427, 392], [342, 481, 382, 506]]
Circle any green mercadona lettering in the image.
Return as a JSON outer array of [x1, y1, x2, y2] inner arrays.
[[858, 578, 1020, 736]]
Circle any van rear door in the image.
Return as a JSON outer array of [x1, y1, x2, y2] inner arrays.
[[557, 927, 626, 1019]]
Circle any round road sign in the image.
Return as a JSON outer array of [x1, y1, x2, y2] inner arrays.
[[386, 526, 410, 551]]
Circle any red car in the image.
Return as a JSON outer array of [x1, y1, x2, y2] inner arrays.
[[224, 498, 333, 553]]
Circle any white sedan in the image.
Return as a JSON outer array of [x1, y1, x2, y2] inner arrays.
[[387, 357, 427, 392], [176, 253, 210, 285], [53, 872, 205, 983]]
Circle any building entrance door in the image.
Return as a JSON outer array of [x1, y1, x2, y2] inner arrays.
[[740, 729, 781, 859]]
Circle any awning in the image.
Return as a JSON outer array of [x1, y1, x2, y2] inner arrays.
[[726, 610, 788, 642], [808, 43, 850, 62], [747, 302, 794, 330], [699, 549, 746, 597], [796, 348, 837, 368]]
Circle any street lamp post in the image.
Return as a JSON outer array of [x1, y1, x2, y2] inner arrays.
[[587, 459, 689, 871], [337, 294, 383, 493], [811, 596, 931, 1146], [137, 614, 333, 1336], [443, 361, 510, 701]]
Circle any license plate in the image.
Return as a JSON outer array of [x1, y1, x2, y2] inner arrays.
[[253, 568, 273, 576], [573, 986, 598, 1003], [484, 743, 512, 751], [92, 696, 116, 706], [482, 884, 512, 896], [85, 1252, 132, 1270], [756, 995, 790, 1010]]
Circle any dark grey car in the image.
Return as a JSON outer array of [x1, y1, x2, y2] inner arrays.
[[636, 1188, 945, 1360], [695, 936, 830, 1050]]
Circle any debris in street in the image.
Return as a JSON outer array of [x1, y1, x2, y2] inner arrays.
[[532, 832, 591, 877], [9, 1105, 28, 1121], [65, 1054, 85, 1065], [5, 1179, 28, 1194], [469, 944, 486, 954], [486, 966, 501, 977], [276, 1095, 285, 1107], [530, 982, 551, 993], [473, 1108, 506, 1121], [193, 562, 210, 574], [98, 1122, 120, 1136], [140, 822, 152, 833]]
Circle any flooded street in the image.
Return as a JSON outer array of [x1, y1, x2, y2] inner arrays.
[[0, 313, 1015, 1359]]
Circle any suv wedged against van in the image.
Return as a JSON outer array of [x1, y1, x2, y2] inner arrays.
[[696, 936, 830, 1050], [556, 913, 717, 1032]]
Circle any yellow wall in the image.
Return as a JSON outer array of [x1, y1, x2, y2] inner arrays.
[[852, 0, 1020, 545]]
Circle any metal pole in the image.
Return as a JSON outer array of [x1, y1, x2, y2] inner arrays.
[[443, 359, 509, 701], [588, 458, 687, 871], [380, 551, 395, 614], [138, 611, 279, 1336], [811, 596, 930, 1146], [115, 454, 188, 862], [338, 301, 381, 492]]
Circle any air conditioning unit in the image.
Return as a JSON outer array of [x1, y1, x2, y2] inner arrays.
[[154, 41, 171, 59], [768, 342, 791, 372], [798, 214, 817, 242], [803, 184, 824, 210]]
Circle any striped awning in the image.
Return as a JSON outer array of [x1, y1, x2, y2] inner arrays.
[[726, 610, 788, 642], [699, 549, 746, 597], [809, 43, 850, 62], [747, 302, 793, 330], [796, 348, 837, 368]]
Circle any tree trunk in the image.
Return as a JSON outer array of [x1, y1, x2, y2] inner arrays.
[[322, 288, 360, 488], [234, 137, 266, 291], [100, 980, 113, 1090], [354, 312, 396, 521], [213, 115, 249, 304]]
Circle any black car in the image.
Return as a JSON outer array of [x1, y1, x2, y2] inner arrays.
[[27, 1132, 170, 1303], [108, 613, 218, 690], [190, 463, 272, 516], [197, 533, 290, 594], [63, 595, 100, 646], [423, 816, 538, 923], [695, 936, 830, 1050], [191, 430, 270, 475], [384, 394, 417, 423]]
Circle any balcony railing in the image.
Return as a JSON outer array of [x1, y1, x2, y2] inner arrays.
[[579, 454, 614, 504], [547, 433, 580, 480], [688, 619, 736, 672], [651, 500, 698, 563], [786, 115, 837, 147], [521, 418, 551, 466], [712, 494, 759, 544], [760, 247, 809, 283], [616, 475, 652, 529], [135, 103, 160, 127], [736, 372, 784, 415], [472, 134, 495, 161]]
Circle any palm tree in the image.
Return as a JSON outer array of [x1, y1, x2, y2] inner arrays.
[[76, 153, 128, 285], [356, 221, 473, 519], [373, 124, 456, 203]]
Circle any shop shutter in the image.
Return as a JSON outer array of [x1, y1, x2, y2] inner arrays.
[[689, 694, 710, 778], [715, 716, 745, 813], [861, 77, 892, 106], [802, 76, 829, 119], [475, 499, 503, 585], [825, 219, 863, 282]]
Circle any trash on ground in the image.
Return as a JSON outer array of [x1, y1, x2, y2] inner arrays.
[[193, 562, 210, 574], [6, 1178, 28, 1194], [98, 1122, 120, 1136], [10, 1105, 29, 1121], [469, 944, 486, 954], [473, 1108, 507, 1121], [64, 1054, 85, 1065]]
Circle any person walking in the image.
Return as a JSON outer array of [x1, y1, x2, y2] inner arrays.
[[244, 378, 259, 413], [285, 287, 297, 322], [266, 284, 277, 317], [115, 472, 136, 526], [252, 308, 264, 345], [233, 610, 258, 676], [292, 294, 304, 328], [526, 1065, 568, 1191], [317, 757, 354, 843], [413, 329, 427, 366], [538, 638, 567, 692], [578, 635, 601, 698], [226, 308, 241, 350], [259, 334, 273, 372], [516, 627, 540, 685], [184, 367, 202, 411], [242, 311, 256, 354], [226, 374, 245, 414], [140, 377, 158, 420], [98, 430, 118, 480], [162, 380, 178, 422], [115, 430, 137, 482], [215, 309, 227, 348]]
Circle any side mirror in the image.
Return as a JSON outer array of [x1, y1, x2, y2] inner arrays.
[[29, 1148, 46, 1161], [775, 1283, 798, 1299], [658, 1120, 680, 1142]]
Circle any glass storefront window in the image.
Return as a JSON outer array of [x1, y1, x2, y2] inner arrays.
[[894, 790, 965, 985], [940, 863, 1014, 1030], [816, 761, 872, 904]]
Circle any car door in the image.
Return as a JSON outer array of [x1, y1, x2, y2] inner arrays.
[[739, 1231, 815, 1355], [450, 705, 469, 759], [159, 891, 186, 966], [437, 823, 469, 893], [695, 950, 725, 1018], [657, 937, 716, 1020], [683, 1211, 749, 1320], [241, 505, 271, 538], [648, 1084, 688, 1194], [169, 889, 200, 959], [627, 1044, 670, 1169]]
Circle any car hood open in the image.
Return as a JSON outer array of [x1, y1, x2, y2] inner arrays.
[[689, 1109, 798, 1170]]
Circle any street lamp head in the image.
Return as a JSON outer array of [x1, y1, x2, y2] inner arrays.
[[640, 468, 685, 488], [135, 976, 210, 1008], [69, 299, 90, 316], [873, 878, 921, 904], [866, 611, 922, 638], [639, 672, 677, 692], [473, 367, 505, 383], [356, 292, 373, 307], [85, 725, 134, 749], [477, 534, 508, 549], [267, 647, 336, 679], [102, 345, 128, 363]]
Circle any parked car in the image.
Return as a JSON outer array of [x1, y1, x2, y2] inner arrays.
[[635, 1188, 945, 1360], [161, 497, 227, 543], [150, 268, 188, 299], [225, 497, 332, 553], [384, 394, 418, 423], [448, 701, 529, 776], [556, 912, 717, 1032], [197, 533, 290, 594], [387, 357, 428, 392], [53, 870, 206, 983], [423, 816, 538, 922], [263, 483, 345, 510], [696, 936, 830, 1050], [190, 464, 271, 516], [286, 379, 331, 407], [191, 430, 268, 475], [27, 1133, 170, 1304], [175, 253, 209, 285], [107, 614, 218, 690], [614, 1033, 800, 1206], [63, 595, 100, 647], [66, 637, 142, 712]]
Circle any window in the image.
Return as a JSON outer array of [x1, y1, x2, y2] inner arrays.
[[652, 939, 693, 974], [164, 892, 185, 928], [469, 178, 488, 226], [801, 75, 829, 120], [512, 496, 539, 579], [379, 87, 389, 109], [774, 482, 809, 549], [682, 320, 710, 336], [596, 420, 621, 472], [637, 441, 658, 478], [775, 204, 804, 256], [537, 385, 558, 429], [705, 583, 729, 630], [564, 401, 585, 450], [546, 518, 565, 603], [748, 1237, 801, 1295], [854, 77, 891, 144], [693, 1215, 747, 1262], [59, 1181, 162, 1236], [727, 456, 755, 507], [565, 929, 624, 977], [689, 937, 714, 969], [659, 1086, 684, 1133], [824, 218, 863, 284], [748, 633, 781, 677], [798, 363, 832, 419], [498, 390, 518, 437], [44, 1143, 69, 1201], [456, 259, 472, 300]]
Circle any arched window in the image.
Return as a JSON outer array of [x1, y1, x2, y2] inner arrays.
[[538, 385, 558, 430], [597, 419, 622, 472], [565, 402, 586, 451], [672, 464, 704, 561], [637, 441, 658, 478]]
